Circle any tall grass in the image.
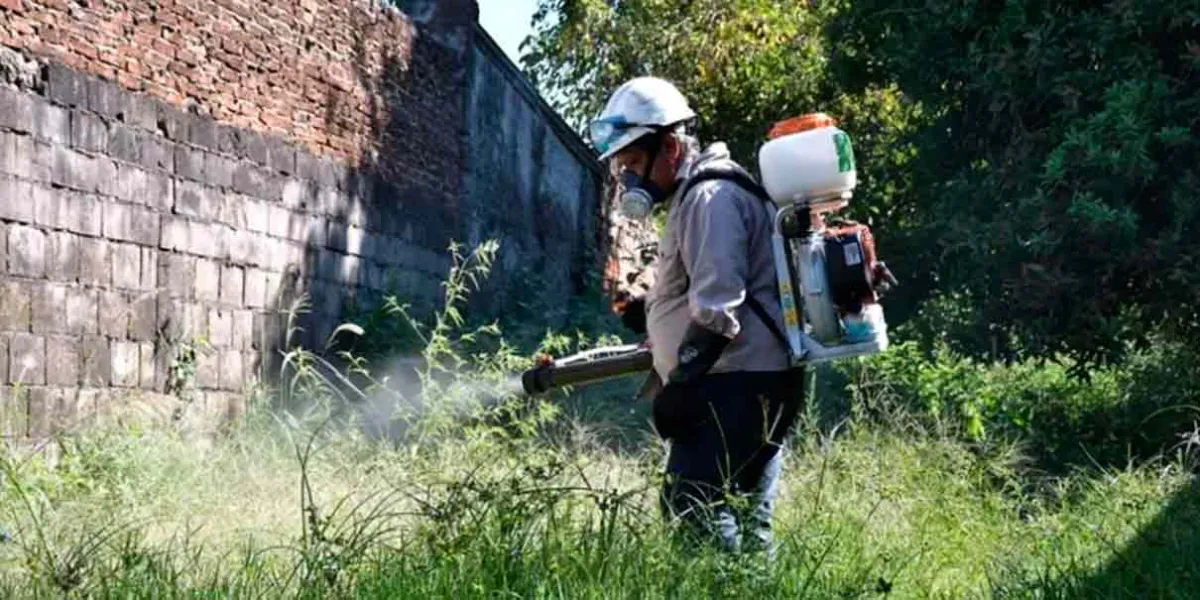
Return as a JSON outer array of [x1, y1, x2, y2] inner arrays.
[[0, 240, 1195, 598]]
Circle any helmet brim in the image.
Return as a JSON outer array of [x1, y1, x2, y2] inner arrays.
[[595, 126, 656, 161]]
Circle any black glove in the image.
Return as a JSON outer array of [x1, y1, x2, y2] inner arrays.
[[652, 323, 732, 440], [615, 295, 647, 335], [666, 322, 731, 386]]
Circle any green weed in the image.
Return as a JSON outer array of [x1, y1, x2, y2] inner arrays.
[[0, 240, 1195, 598]]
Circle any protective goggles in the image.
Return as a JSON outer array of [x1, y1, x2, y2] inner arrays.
[[589, 115, 642, 157]]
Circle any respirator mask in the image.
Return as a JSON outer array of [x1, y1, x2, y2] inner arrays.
[[614, 134, 669, 222]]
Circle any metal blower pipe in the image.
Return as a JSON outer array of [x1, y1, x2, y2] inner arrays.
[[521, 346, 654, 395]]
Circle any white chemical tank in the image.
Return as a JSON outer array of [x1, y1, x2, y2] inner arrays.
[[758, 113, 858, 207]]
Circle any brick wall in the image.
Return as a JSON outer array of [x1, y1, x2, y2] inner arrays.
[[0, 0, 469, 235], [0, 50, 456, 436], [0, 0, 469, 438], [0, 0, 413, 160], [0, 0, 604, 439]]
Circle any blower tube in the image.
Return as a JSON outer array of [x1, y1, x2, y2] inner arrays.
[[521, 345, 654, 395]]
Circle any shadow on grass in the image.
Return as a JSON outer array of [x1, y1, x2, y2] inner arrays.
[[994, 476, 1200, 598], [1078, 476, 1200, 597]]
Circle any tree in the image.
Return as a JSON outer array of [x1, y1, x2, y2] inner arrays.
[[520, 0, 928, 316], [828, 0, 1200, 364], [522, 1, 836, 161], [525, 0, 1200, 367]]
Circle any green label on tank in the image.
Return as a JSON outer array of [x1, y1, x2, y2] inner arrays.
[[834, 131, 856, 173]]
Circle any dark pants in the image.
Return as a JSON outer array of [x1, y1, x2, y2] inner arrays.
[[657, 369, 804, 556]]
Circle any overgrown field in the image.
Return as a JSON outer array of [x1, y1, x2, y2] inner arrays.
[[1, 245, 1198, 598], [2, 387, 1196, 598]]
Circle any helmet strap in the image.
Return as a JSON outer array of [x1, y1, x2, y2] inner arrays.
[[641, 133, 662, 184], [637, 131, 673, 204]]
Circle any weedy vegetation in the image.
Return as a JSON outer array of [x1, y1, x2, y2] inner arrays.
[[0, 240, 1198, 599]]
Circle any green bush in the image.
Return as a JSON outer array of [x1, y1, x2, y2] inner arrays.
[[836, 337, 1200, 474], [827, 0, 1200, 364], [5, 238, 1200, 597]]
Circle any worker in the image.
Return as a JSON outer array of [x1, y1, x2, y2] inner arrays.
[[590, 76, 804, 556]]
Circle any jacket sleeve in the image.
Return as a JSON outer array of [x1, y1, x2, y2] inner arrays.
[[677, 182, 750, 339]]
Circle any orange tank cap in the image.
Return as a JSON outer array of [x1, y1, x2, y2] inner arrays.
[[768, 113, 837, 139]]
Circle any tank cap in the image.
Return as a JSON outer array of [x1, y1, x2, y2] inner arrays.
[[768, 113, 837, 139]]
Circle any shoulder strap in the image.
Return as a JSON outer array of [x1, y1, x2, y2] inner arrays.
[[677, 167, 792, 356], [678, 166, 774, 206], [746, 295, 791, 355]]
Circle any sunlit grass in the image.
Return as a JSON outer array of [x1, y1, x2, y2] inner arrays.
[[1, 404, 1191, 598], [0, 240, 1195, 598]]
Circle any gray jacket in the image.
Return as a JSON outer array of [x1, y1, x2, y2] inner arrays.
[[645, 142, 791, 382]]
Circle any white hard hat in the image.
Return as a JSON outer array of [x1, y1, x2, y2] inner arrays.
[[589, 77, 696, 161]]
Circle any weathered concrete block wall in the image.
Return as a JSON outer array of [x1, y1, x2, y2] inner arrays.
[[0, 52, 456, 437], [463, 27, 603, 324], [0, 0, 603, 439]]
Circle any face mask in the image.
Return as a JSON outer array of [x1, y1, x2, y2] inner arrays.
[[618, 171, 670, 221], [616, 142, 668, 221]]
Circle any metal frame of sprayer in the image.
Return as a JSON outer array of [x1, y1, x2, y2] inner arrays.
[[770, 191, 889, 367]]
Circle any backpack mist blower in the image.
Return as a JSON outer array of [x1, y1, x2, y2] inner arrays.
[[521, 114, 897, 396]]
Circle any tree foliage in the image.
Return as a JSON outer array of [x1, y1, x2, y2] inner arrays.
[[522, 0, 830, 160], [520, 0, 928, 309], [523, 0, 1200, 366], [829, 0, 1200, 364]]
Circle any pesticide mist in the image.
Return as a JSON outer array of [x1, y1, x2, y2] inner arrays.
[[352, 354, 527, 442]]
